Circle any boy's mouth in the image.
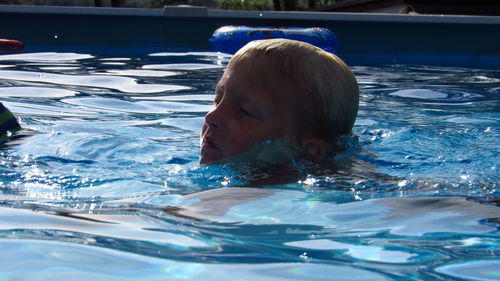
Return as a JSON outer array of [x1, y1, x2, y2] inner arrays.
[[200, 136, 223, 164], [202, 136, 220, 151]]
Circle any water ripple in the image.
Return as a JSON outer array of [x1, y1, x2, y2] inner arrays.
[[0, 52, 94, 62], [0, 86, 77, 98], [101, 69, 178, 77], [149, 51, 231, 58], [0, 239, 390, 281], [434, 260, 500, 281], [61, 97, 211, 114], [0, 70, 189, 93], [388, 88, 484, 103], [142, 63, 224, 71]]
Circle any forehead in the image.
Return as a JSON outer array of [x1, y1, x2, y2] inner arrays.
[[218, 63, 292, 114], [218, 62, 286, 98]]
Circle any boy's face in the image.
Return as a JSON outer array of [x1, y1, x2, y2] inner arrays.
[[200, 63, 295, 164]]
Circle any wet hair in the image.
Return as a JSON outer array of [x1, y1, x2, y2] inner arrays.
[[227, 39, 359, 156]]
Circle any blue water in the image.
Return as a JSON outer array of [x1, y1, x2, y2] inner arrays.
[[0, 51, 498, 281]]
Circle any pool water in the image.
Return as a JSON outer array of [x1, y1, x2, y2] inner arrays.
[[0, 51, 498, 280]]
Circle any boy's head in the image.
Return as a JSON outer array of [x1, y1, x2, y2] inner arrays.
[[200, 38, 359, 165]]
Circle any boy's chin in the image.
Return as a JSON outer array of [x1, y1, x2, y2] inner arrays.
[[199, 154, 222, 165], [199, 143, 226, 164], [199, 149, 230, 165], [210, 139, 303, 166], [199, 139, 303, 166]]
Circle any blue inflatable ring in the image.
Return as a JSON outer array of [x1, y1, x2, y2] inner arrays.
[[209, 26, 340, 55]]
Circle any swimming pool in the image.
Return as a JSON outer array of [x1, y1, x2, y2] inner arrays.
[[1, 5, 499, 281]]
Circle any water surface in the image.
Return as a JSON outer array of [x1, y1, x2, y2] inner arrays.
[[0, 51, 498, 281]]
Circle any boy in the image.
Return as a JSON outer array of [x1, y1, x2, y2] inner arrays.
[[167, 40, 359, 216], [200, 39, 359, 166]]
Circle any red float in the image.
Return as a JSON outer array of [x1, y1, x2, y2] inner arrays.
[[0, 39, 24, 51]]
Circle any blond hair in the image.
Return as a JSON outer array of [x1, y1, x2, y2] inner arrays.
[[227, 39, 359, 155]]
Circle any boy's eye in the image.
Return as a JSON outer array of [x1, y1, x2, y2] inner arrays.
[[240, 106, 257, 118]]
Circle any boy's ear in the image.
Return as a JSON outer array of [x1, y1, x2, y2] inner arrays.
[[301, 137, 327, 161]]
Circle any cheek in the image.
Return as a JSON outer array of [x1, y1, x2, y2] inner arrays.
[[228, 128, 251, 143], [224, 127, 259, 153]]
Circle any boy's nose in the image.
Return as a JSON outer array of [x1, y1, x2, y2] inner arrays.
[[204, 106, 223, 130]]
